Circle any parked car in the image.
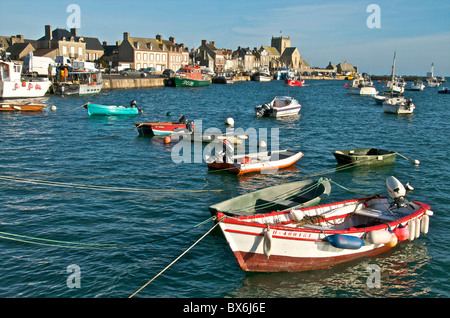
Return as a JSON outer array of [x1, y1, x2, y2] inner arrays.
[[120, 68, 149, 77], [139, 67, 156, 76], [162, 69, 175, 77]]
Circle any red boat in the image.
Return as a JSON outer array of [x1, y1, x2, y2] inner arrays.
[[284, 77, 305, 87], [135, 115, 194, 136]]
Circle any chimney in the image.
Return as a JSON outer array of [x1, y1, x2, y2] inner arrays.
[[169, 36, 175, 44], [45, 25, 52, 41], [103, 41, 108, 46], [116, 40, 121, 46], [123, 32, 130, 41], [70, 28, 77, 37], [156, 34, 162, 41], [201, 39, 206, 46], [210, 41, 215, 47]]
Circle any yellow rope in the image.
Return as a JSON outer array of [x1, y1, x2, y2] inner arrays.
[[129, 218, 222, 298]]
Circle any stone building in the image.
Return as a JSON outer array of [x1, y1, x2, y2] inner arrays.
[[117, 32, 188, 73]]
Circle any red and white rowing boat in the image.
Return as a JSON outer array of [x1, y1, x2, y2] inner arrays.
[[135, 115, 194, 136], [216, 177, 433, 272]]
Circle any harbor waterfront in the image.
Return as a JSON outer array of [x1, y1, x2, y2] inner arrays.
[[0, 79, 448, 298]]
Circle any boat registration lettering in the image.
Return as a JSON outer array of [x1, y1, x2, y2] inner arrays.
[[272, 230, 312, 239], [182, 80, 194, 86]]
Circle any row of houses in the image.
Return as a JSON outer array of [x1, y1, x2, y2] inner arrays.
[[0, 25, 356, 75]]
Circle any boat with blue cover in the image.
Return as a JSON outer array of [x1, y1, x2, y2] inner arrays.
[[84, 101, 142, 116]]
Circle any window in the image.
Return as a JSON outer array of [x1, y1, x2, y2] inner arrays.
[[143, 53, 147, 61], [78, 47, 82, 56], [150, 53, 154, 61], [136, 53, 141, 60], [162, 54, 166, 62], [63, 46, 67, 54], [156, 54, 160, 62]]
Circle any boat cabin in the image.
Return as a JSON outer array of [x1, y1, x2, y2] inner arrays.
[[0, 61, 22, 82], [177, 65, 203, 81], [64, 71, 103, 85]]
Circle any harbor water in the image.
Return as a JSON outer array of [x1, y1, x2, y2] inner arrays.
[[0, 79, 448, 299]]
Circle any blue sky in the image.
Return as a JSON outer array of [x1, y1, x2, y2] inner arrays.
[[1, 0, 449, 75]]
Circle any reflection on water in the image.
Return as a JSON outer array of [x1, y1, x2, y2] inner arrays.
[[228, 242, 433, 298]]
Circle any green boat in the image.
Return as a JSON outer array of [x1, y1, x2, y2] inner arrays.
[[174, 65, 210, 87], [332, 148, 397, 166], [209, 178, 331, 217]]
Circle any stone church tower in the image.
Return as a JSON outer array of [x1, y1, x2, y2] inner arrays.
[[271, 36, 291, 55]]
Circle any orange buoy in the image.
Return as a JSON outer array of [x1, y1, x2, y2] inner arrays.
[[393, 224, 409, 241], [163, 136, 171, 144]]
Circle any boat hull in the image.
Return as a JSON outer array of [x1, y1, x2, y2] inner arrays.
[[135, 122, 193, 136], [209, 178, 331, 216], [217, 198, 431, 272], [86, 103, 139, 116], [0, 103, 45, 112], [0, 80, 51, 98], [59, 83, 103, 95], [347, 87, 378, 96], [174, 77, 210, 87], [332, 148, 397, 166]]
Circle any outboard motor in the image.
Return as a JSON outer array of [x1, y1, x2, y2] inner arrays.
[[386, 176, 409, 208], [255, 104, 272, 117]]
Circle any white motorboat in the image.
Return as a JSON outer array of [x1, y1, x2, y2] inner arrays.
[[383, 97, 415, 114], [427, 77, 440, 88], [0, 57, 51, 99], [408, 80, 425, 91], [253, 68, 271, 82], [255, 96, 302, 117], [345, 75, 378, 96]]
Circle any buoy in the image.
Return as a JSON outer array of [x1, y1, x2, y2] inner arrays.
[[290, 209, 304, 222], [263, 226, 272, 260], [366, 229, 392, 245], [50, 105, 57, 111], [28, 83, 33, 89], [225, 117, 234, 127], [14, 83, 19, 89], [385, 233, 398, 248], [421, 215, 429, 234], [393, 224, 409, 241], [415, 218, 421, 239], [166, 111, 172, 116], [163, 136, 171, 144], [326, 234, 364, 249], [408, 220, 416, 241], [35, 84, 41, 90], [258, 140, 267, 148]]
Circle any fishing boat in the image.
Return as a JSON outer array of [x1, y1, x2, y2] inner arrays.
[[209, 178, 331, 217], [84, 101, 141, 116], [345, 74, 378, 96], [212, 72, 234, 84], [0, 58, 51, 99], [284, 76, 305, 87], [437, 87, 449, 94], [426, 63, 440, 87], [273, 68, 295, 80], [253, 69, 271, 82], [174, 65, 210, 87], [408, 80, 425, 91], [0, 102, 45, 112], [216, 176, 433, 272], [135, 115, 194, 136], [383, 97, 415, 114], [56, 70, 103, 95], [205, 139, 303, 175], [255, 96, 301, 117], [332, 148, 397, 166]]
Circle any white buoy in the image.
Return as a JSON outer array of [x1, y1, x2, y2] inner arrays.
[[51, 105, 57, 111], [225, 117, 234, 127], [263, 226, 272, 260], [421, 215, 429, 234], [413, 159, 420, 165], [415, 218, 421, 239], [258, 140, 267, 148], [408, 220, 416, 241]]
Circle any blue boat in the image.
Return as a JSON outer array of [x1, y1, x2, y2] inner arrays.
[[84, 101, 142, 116]]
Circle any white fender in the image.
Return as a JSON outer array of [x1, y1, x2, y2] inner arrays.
[[366, 229, 392, 245], [421, 215, 429, 234], [408, 220, 416, 241], [263, 226, 272, 260], [415, 218, 421, 239], [290, 209, 304, 222]]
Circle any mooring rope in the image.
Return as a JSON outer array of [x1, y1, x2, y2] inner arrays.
[[129, 216, 222, 298]]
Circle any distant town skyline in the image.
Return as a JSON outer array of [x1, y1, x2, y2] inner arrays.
[[0, 0, 449, 76]]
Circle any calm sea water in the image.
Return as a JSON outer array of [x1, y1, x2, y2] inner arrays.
[[0, 79, 448, 299]]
